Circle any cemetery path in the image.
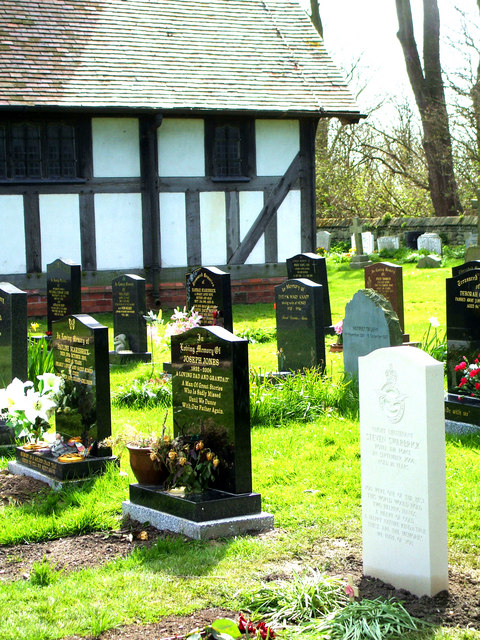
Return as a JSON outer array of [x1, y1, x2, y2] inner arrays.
[[1, 471, 480, 635]]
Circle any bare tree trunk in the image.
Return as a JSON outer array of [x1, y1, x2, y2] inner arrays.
[[396, 0, 462, 216]]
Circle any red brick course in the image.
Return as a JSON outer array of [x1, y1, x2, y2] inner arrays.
[[26, 277, 284, 317]]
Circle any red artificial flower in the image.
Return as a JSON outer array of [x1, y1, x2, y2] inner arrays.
[[475, 383, 480, 390], [256, 622, 275, 640], [472, 393, 475, 397], [459, 377, 468, 387], [45, 330, 52, 336], [475, 359, 479, 365], [455, 361, 467, 371], [469, 369, 480, 378], [238, 615, 255, 635]]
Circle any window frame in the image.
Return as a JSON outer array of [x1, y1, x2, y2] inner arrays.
[[205, 117, 255, 181], [0, 117, 87, 184]]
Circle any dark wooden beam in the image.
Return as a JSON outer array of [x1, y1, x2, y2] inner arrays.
[[186, 190, 201, 266], [23, 192, 41, 273], [79, 192, 96, 270], [226, 190, 240, 262], [264, 188, 278, 263], [300, 118, 319, 252], [227, 153, 300, 265]]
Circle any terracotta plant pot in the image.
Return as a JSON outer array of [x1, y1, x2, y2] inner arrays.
[[329, 343, 343, 353], [126, 444, 168, 485]]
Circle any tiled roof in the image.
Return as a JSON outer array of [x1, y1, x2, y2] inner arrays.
[[0, 0, 361, 119]]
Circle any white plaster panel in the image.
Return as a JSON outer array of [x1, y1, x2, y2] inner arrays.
[[0, 195, 26, 274], [92, 118, 140, 177], [277, 191, 301, 262], [200, 192, 226, 265], [95, 193, 143, 270], [158, 119, 205, 177], [256, 120, 300, 176], [39, 194, 81, 271], [159, 193, 187, 267], [239, 191, 264, 265]]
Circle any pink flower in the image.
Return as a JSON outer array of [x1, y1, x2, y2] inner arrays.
[[334, 320, 343, 336], [345, 584, 355, 599]]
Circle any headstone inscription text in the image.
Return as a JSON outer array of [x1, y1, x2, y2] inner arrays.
[[364, 262, 405, 333], [286, 253, 332, 327], [112, 274, 148, 353], [275, 278, 325, 372], [171, 326, 251, 494], [359, 347, 448, 597], [186, 266, 233, 332], [53, 314, 111, 443], [0, 282, 27, 385], [47, 258, 81, 331]]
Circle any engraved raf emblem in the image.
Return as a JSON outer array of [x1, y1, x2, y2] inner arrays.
[[68, 317, 75, 331], [378, 365, 407, 424]]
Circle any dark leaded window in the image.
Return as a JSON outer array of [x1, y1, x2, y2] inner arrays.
[[0, 120, 79, 181], [206, 118, 254, 180]]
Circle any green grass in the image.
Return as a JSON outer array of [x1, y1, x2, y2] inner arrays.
[[1, 256, 479, 640]]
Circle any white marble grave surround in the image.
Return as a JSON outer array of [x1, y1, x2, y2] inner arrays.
[[417, 232, 442, 255], [359, 346, 448, 597], [122, 501, 274, 540]]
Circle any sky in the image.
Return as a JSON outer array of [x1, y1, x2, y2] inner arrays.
[[297, 0, 480, 121]]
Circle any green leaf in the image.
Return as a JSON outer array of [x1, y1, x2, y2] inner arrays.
[[186, 633, 202, 640], [211, 618, 242, 639]]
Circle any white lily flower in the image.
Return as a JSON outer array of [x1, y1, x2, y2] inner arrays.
[[429, 316, 440, 327], [37, 372, 62, 395], [24, 389, 56, 424], [0, 378, 27, 412]]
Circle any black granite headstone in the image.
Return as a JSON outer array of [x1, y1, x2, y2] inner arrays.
[[286, 253, 332, 328], [444, 269, 480, 426], [111, 274, 150, 363], [47, 258, 81, 332], [451, 261, 480, 277], [185, 267, 233, 332], [405, 231, 424, 249], [275, 278, 325, 373], [0, 282, 27, 385], [128, 326, 262, 522], [52, 314, 111, 443]]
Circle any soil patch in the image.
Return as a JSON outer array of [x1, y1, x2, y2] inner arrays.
[[1, 471, 479, 637]]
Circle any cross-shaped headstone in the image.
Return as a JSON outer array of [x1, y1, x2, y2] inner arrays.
[[349, 217, 364, 255]]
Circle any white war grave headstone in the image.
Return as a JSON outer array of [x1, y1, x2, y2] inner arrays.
[[359, 346, 448, 597]]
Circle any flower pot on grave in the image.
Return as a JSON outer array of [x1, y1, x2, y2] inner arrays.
[[126, 444, 168, 485], [329, 343, 343, 353]]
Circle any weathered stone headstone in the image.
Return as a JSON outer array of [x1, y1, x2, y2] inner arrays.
[[343, 289, 402, 377], [445, 268, 480, 431], [349, 218, 372, 269], [351, 231, 374, 255], [417, 254, 441, 269], [111, 274, 151, 363], [316, 230, 331, 252], [275, 278, 325, 372], [452, 260, 480, 277], [376, 236, 400, 252], [417, 232, 442, 255], [53, 314, 111, 444], [359, 346, 448, 597], [465, 245, 480, 263], [47, 258, 81, 332], [286, 253, 332, 328], [465, 232, 477, 249], [364, 262, 405, 335], [186, 266, 233, 332], [123, 325, 273, 538], [0, 282, 27, 385]]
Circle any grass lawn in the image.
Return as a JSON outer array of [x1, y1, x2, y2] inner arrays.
[[2, 257, 480, 639]]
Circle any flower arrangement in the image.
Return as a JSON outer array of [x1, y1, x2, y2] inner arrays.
[[0, 373, 63, 443], [454, 354, 480, 398], [164, 307, 203, 339], [334, 319, 343, 345], [151, 432, 220, 494]]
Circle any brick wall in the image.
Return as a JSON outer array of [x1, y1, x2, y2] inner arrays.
[[26, 276, 284, 317]]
